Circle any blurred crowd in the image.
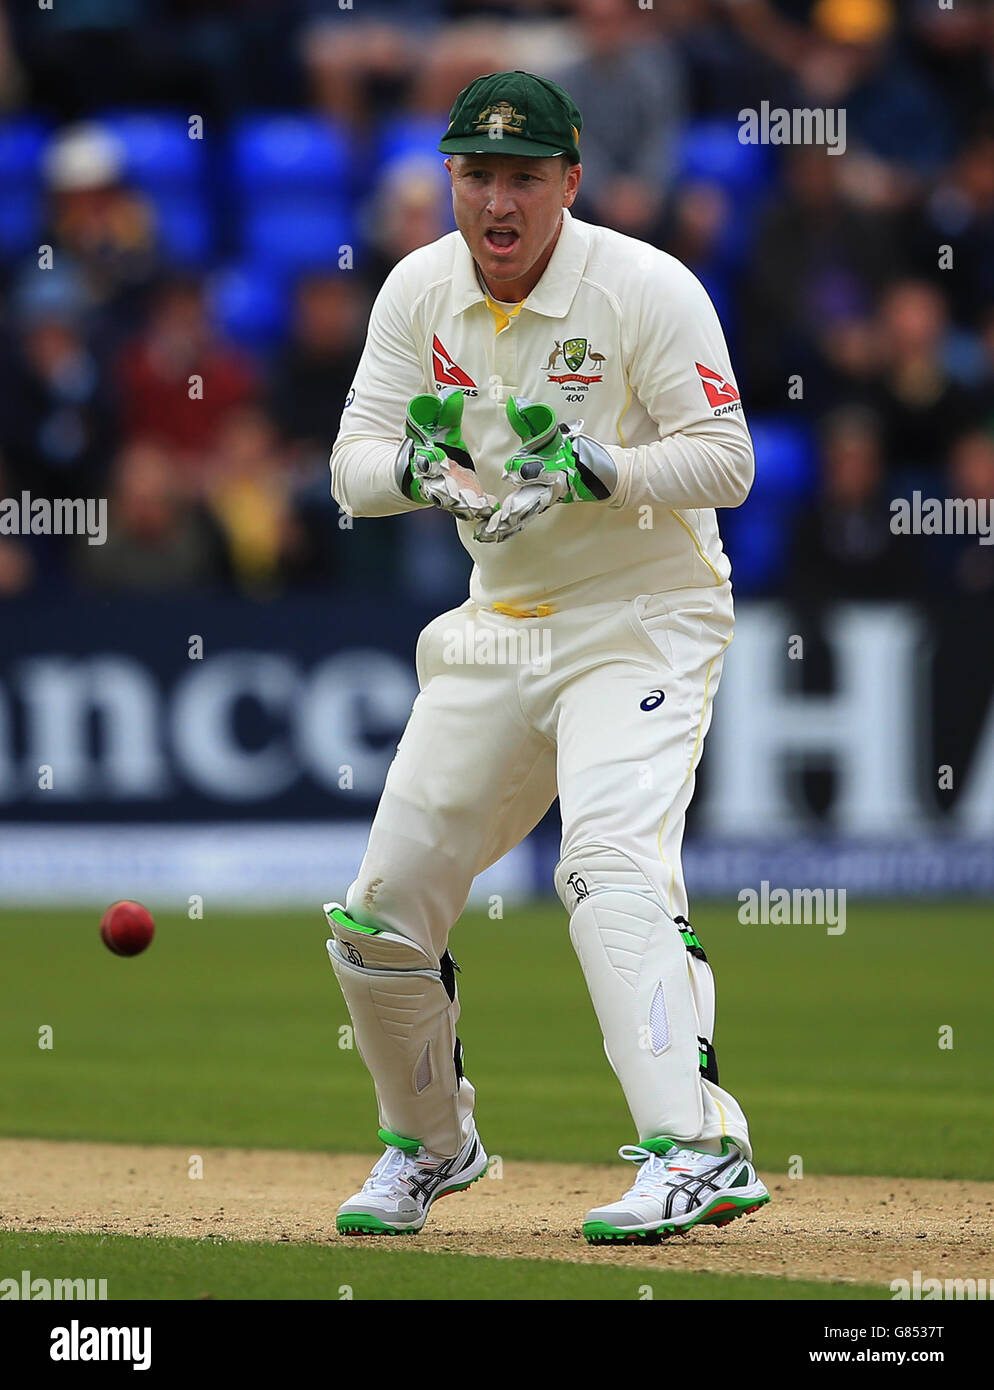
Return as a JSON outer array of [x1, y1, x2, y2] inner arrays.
[[0, 0, 992, 604]]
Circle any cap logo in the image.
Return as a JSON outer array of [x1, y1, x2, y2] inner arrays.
[[474, 101, 527, 138]]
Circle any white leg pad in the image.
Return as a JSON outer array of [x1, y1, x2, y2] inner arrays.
[[555, 849, 751, 1154], [324, 903, 474, 1158]]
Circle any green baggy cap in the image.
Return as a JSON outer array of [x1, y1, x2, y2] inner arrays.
[[438, 70, 582, 163]]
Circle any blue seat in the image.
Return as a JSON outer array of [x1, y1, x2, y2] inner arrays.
[[722, 506, 792, 593], [373, 115, 447, 172], [242, 200, 355, 274], [747, 417, 816, 501], [696, 270, 732, 334], [677, 118, 774, 197], [0, 119, 49, 256], [97, 111, 206, 189], [0, 118, 50, 182], [231, 115, 350, 194], [90, 113, 212, 263], [208, 264, 290, 353], [0, 188, 43, 257], [152, 193, 213, 265]]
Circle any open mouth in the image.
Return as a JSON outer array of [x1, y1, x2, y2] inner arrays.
[[484, 228, 520, 253]]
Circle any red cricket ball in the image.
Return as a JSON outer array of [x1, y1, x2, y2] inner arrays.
[[100, 900, 155, 957]]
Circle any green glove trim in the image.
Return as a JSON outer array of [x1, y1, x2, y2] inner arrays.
[[503, 397, 600, 503]]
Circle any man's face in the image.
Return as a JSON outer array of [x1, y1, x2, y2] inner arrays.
[[445, 153, 580, 291]]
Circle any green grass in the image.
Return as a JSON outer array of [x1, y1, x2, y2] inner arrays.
[[0, 902, 991, 1179], [0, 1230, 886, 1301]]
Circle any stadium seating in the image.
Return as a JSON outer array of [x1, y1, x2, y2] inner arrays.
[[207, 263, 291, 355], [230, 114, 355, 274], [231, 114, 351, 193], [0, 118, 50, 256], [676, 118, 774, 198], [97, 111, 213, 265], [721, 416, 816, 593], [373, 114, 448, 172]]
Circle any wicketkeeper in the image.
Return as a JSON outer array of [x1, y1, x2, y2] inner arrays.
[[325, 70, 769, 1242]]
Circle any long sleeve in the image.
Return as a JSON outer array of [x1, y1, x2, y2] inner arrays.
[[329, 260, 430, 517], [602, 255, 755, 512]]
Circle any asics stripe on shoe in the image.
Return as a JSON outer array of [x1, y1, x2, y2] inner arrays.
[[583, 1137, 770, 1244], [337, 1127, 489, 1236]]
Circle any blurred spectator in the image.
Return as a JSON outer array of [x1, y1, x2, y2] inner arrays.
[[869, 280, 980, 478], [300, 19, 419, 129], [739, 147, 899, 408], [40, 123, 161, 356], [661, 180, 736, 288], [363, 155, 454, 283], [77, 439, 231, 592], [0, 536, 35, 597], [399, 506, 473, 605], [11, 3, 151, 115], [934, 430, 994, 598], [668, 0, 798, 116], [405, 19, 518, 121], [809, 311, 882, 416], [0, 459, 36, 598], [0, 4, 26, 111], [117, 275, 259, 472], [0, 0, 989, 612], [269, 274, 367, 465], [0, 265, 117, 500], [799, 0, 954, 199], [11, 2, 298, 116], [205, 404, 298, 593], [555, 0, 686, 238], [901, 131, 994, 328], [791, 405, 917, 600], [909, 0, 994, 137]]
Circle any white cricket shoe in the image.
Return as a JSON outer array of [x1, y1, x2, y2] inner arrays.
[[583, 1137, 770, 1244], [337, 1126, 489, 1235]]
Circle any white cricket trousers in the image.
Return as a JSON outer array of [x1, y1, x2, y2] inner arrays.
[[338, 581, 752, 1158]]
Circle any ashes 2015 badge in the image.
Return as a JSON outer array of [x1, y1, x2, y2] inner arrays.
[[546, 336, 606, 397]]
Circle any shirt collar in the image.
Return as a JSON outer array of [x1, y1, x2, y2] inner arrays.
[[450, 207, 588, 320]]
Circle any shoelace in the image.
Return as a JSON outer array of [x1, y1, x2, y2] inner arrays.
[[360, 1146, 421, 1202], [616, 1144, 722, 1197]]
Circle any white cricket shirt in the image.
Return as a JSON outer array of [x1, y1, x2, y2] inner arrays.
[[330, 207, 754, 612]]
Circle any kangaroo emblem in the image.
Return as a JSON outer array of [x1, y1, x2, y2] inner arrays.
[[546, 341, 562, 370]]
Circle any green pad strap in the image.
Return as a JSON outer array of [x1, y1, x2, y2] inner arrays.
[[327, 906, 382, 936], [378, 1128, 422, 1155]]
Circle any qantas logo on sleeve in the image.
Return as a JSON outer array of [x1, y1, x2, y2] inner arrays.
[[696, 362, 742, 415], [432, 335, 478, 394]]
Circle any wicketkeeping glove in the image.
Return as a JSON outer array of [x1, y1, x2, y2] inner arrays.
[[474, 396, 618, 544], [396, 386, 498, 523]]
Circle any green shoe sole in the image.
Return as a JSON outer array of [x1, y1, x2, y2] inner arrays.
[[583, 1193, 770, 1245], [336, 1164, 489, 1237]]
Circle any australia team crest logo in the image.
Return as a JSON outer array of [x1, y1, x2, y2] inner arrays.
[[472, 101, 527, 137], [546, 336, 605, 393]]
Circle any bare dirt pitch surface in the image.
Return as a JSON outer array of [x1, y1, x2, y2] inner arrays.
[[1, 1139, 991, 1289]]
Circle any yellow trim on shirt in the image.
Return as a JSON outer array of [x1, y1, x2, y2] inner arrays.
[[484, 292, 525, 335], [616, 382, 632, 447], [492, 601, 556, 618], [668, 509, 724, 585]]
